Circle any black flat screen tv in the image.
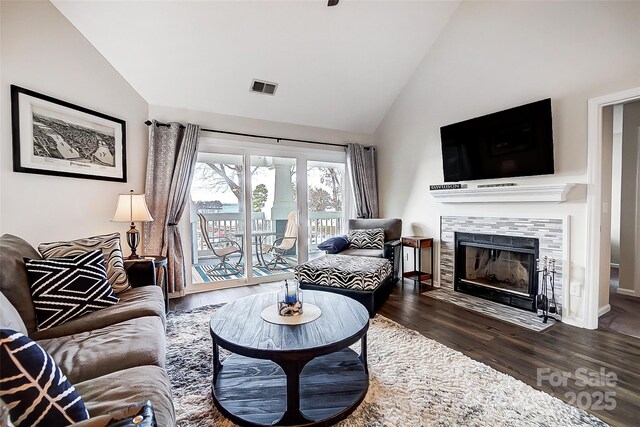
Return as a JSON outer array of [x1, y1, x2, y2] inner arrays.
[[440, 98, 554, 182]]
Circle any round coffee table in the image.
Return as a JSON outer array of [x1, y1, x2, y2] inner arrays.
[[210, 290, 369, 426]]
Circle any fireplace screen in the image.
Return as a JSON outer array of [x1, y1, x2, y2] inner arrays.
[[461, 246, 532, 295]]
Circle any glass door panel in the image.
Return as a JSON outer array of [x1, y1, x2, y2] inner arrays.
[[190, 153, 246, 284], [250, 155, 298, 277], [307, 161, 346, 260]]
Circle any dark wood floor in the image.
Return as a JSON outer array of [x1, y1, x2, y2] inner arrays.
[[599, 267, 640, 339], [172, 281, 640, 426]]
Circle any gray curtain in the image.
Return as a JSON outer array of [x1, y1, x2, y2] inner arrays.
[[143, 121, 200, 294], [346, 143, 379, 219]]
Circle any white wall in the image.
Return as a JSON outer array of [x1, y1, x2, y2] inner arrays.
[[149, 104, 372, 294], [0, 1, 148, 248], [374, 1, 640, 326]]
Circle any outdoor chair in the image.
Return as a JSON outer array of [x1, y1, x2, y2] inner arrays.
[[261, 211, 298, 270], [198, 213, 244, 274]]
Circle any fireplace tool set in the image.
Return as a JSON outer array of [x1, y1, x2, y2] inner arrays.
[[536, 256, 558, 323]]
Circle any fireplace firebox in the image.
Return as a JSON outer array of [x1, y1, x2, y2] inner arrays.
[[454, 232, 539, 311]]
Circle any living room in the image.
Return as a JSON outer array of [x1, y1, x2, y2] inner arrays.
[[1, 1, 639, 426]]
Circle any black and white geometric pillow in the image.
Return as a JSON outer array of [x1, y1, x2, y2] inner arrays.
[[24, 250, 119, 330], [348, 228, 385, 249], [38, 232, 131, 294], [0, 329, 89, 426]]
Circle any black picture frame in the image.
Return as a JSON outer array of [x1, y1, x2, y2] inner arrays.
[[11, 85, 127, 182]]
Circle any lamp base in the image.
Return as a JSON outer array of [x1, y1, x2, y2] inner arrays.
[[126, 224, 142, 260]]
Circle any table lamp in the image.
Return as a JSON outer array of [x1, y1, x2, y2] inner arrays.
[[112, 190, 154, 259]]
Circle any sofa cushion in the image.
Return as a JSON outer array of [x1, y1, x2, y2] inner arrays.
[[74, 365, 175, 427], [338, 248, 384, 258], [0, 292, 28, 335], [25, 250, 120, 331], [348, 228, 385, 249], [0, 234, 40, 333], [38, 233, 131, 294], [0, 329, 89, 426], [29, 286, 165, 341], [37, 316, 166, 384]]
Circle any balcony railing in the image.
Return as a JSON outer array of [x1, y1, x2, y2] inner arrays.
[[193, 210, 344, 262]]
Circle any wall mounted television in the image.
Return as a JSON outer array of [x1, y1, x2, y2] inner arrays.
[[440, 98, 554, 182]]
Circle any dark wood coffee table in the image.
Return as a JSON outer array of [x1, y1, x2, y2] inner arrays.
[[209, 290, 369, 426]]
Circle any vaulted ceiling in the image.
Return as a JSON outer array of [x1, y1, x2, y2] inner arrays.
[[52, 1, 459, 134]]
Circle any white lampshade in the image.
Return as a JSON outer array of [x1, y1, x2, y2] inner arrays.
[[112, 191, 154, 223]]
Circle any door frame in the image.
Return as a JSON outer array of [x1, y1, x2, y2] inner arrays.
[[584, 86, 640, 329]]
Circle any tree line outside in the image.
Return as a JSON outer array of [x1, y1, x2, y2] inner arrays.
[[194, 162, 343, 213]]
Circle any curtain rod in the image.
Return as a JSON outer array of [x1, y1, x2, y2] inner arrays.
[[143, 120, 368, 149]]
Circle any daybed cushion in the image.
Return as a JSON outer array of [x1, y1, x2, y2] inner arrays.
[[295, 254, 392, 291], [37, 316, 166, 384], [317, 235, 349, 254], [30, 286, 165, 341], [348, 228, 385, 249], [338, 248, 383, 258], [0, 234, 40, 333], [75, 365, 175, 427], [347, 218, 402, 241]]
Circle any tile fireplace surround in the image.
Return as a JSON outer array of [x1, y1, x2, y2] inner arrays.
[[440, 216, 566, 319]]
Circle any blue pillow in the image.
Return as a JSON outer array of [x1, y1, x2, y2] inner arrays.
[[317, 235, 350, 254], [0, 329, 89, 426]]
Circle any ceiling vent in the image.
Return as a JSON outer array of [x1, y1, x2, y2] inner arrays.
[[250, 79, 278, 96]]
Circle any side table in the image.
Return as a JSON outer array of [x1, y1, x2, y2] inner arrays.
[[401, 237, 434, 286], [124, 256, 169, 312]]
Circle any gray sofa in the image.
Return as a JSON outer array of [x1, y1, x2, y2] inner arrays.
[[0, 234, 175, 426]]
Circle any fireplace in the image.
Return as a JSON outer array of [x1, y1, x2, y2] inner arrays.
[[454, 232, 539, 311]]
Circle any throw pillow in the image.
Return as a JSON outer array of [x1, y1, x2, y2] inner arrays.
[[317, 235, 350, 254], [0, 329, 89, 426], [348, 228, 385, 249], [38, 232, 131, 294], [24, 250, 119, 330]]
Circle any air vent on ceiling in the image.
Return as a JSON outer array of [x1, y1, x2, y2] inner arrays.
[[250, 79, 278, 96]]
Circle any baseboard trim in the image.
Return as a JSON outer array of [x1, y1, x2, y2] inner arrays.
[[598, 304, 611, 317], [616, 288, 637, 297]]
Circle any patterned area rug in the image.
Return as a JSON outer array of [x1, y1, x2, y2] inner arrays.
[[166, 305, 605, 426], [423, 287, 556, 332]]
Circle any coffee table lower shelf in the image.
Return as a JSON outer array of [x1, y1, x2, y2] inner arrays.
[[212, 348, 369, 426]]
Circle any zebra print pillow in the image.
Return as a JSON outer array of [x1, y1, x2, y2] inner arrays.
[[0, 329, 89, 426], [38, 232, 131, 293], [348, 228, 385, 249]]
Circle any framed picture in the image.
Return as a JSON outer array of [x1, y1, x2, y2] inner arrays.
[[11, 85, 127, 182]]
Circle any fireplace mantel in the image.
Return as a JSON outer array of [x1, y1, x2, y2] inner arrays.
[[430, 183, 575, 203]]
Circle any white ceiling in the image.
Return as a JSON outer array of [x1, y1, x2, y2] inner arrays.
[[52, 1, 459, 134]]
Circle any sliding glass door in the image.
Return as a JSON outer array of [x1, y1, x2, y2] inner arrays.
[[189, 141, 347, 289]]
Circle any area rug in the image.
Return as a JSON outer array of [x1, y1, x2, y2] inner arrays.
[[424, 287, 556, 332], [166, 305, 605, 426]]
